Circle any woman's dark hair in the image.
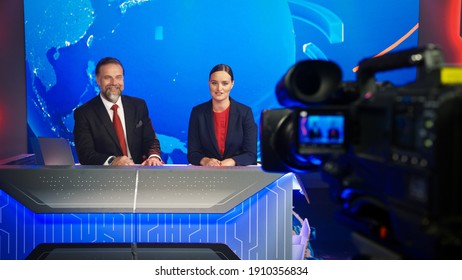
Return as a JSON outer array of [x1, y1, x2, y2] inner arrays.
[[95, 57, 125, 76], [209, 64, 234, 81]]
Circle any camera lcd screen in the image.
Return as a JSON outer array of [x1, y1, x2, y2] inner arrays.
[[297, 110, 345, 154]]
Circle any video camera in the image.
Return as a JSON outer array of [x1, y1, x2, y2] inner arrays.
[[260, 44, 462, 259]]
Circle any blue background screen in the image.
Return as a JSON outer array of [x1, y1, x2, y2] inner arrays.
[[24, 0, 420, 163]]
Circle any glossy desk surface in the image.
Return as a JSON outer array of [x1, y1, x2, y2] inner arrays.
[[0, 164, 284, 213]]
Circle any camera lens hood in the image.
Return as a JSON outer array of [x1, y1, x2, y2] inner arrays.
[[276, 60, 342, 107]]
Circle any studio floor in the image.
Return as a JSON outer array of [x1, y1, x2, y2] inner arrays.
[[293, 173, 357, 260]]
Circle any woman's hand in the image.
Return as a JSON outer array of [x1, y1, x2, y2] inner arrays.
[[200, 157, 221, 166], [200, 157, 236, 166], [220, 158, 236, 166]]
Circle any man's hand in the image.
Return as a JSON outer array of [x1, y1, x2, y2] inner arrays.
[[141, 156, 163, 166], [112, 156, 135, 166]]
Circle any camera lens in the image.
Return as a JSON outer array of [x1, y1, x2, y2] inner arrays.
[[276, 60, 342, 106]]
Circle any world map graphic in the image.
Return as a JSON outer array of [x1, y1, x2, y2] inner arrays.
[[24, 0, 419, 163]]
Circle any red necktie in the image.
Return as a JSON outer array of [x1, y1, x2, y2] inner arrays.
[[111, 104, 128, 156]]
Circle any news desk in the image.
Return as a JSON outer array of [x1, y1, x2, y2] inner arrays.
[[0, 165, 295, 260]]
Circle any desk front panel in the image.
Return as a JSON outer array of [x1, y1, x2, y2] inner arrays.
[[0, 166, 294, 260]]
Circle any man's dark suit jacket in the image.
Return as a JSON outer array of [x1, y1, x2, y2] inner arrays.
[[73, 94, 161, 165], [187, 98, 257, 166]]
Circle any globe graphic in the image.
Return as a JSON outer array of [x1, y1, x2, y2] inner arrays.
[[26, 0, 297, 163], [25, 0, 418, 164]]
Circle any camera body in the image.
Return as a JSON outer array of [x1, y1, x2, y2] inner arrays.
[[261, 45, 462, 258], [261, 59, 357, 172]]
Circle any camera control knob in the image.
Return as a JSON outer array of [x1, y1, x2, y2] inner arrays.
[[424, 139, 433, 148]]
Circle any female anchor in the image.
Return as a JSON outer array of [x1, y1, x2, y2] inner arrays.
[[187, 64, 257, 166]]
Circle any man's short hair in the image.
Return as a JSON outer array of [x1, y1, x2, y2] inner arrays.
[[95, 57, 125, 76]]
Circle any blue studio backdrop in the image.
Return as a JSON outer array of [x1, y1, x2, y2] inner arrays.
[[24, 0, 420, 163]]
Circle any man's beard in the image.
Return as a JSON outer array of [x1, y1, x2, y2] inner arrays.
[[103, 85, 122, 103]]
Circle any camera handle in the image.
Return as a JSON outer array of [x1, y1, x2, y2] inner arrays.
[[356, 44, 445, 96]]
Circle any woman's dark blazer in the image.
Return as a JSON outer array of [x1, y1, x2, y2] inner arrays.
[[187, 98, 257, 166]]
